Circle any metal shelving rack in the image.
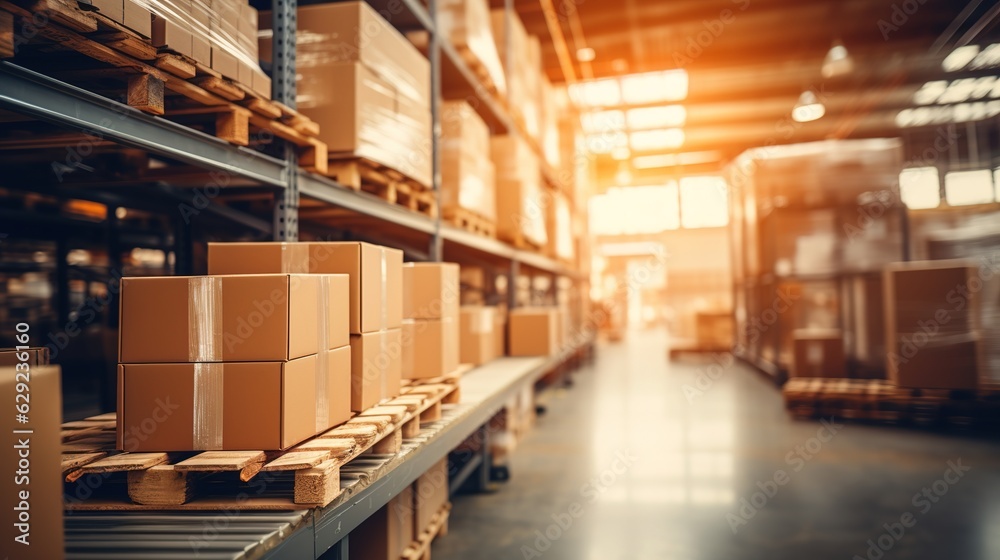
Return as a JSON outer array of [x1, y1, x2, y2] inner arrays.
[[1, 0, 591, 557]]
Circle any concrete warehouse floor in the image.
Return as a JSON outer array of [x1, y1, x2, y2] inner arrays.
[[434, 329, 1000, 560]]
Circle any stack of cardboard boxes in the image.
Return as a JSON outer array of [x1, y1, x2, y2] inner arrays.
[[491, 135, 547, 247], [437, 0, 506, 96], [118, 242, 403, 451], [440, 101, 497, 225], [117, 271, 352, 450], [261, 2, 433, 187], [93, 0, 270, 98], [489, 9, 537, 136], [884, 259, 983, 389], [546, 190, 575, 264], [205, 241, 403, 424], [791, 328, 845, 378], [402, 263, 460, 379]]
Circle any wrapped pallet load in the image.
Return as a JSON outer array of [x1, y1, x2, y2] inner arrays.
[[437, 0, 506, 96], [97, 0, 271, 97], [489, 9, 539, 137], [440, 101, 496, 226], [260, 2, 432, 187], [491, 135, 547, 248]]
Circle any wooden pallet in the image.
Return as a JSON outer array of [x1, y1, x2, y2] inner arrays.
[[0, 0, 327, 173], [401, 502, 451, 560], [782, 377, 1000, 428], [454, 44, 500, 98], [326, 157, 436, 218], [497, 228, 544, 252], [62, 383, 458, 510], [402, 364, 472, 412], [442, 207, 496, 238]]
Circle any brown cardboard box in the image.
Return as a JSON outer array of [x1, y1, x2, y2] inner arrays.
[[310, 242, 403, 334], [350, 485, 414, 560], [403, 262, 460, 320], [118, 355, 341, 451], [402, 317, 459, 379], [119, 274, 348, 363], [2, 365, 63, 560], [91, 0, 124, 24], [508, 308, 558, 356], [440, 101, 496, 221], [123, 0, 152, 37], [211, 42, 240, 79], [152, 13, 194, 58], [293, 2, 429, 104], [459, 266, 486, 305], [414, 459, 449, 534], [323, 345, 353, 429], [349, 329, 402, 412], [884, 260, 979, 337], [791, 329, 845, 378], [493, 306, 506, 357], [207, 242, 311, 274], [889, 334, 981, 389], [252, 70, 272, 100], [491, 136, 546, 246], [0, 347, 50, 366], [459, 306, 495, 366]]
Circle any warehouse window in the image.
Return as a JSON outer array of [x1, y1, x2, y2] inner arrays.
[[944, 169, 994, 206], [680, 176, 729, 228], [899, 167, 940, 209], [589, 184, 680, 235]]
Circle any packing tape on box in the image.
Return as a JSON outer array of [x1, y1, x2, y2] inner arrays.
[[188, 276, 223, 362], [192, 362, 223, 449], [315, 275, 330, 432]]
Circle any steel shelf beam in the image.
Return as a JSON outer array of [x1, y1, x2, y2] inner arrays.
[[0, 62, 289, 188]]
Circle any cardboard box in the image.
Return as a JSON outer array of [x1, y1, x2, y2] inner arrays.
[[91, 0, 124, 24], [119, 274, 348, 363], [253, 69, 272, 100], [310, 242, 403, 334], [459, 266, 486, 305], [494, 307, 506, 357], [208, 241, 311, 274], [211, 42, 240, 79], [402, 317, 459, 379], [491, 135, 546, 246], [350, 485, 414, 560], [459, 306, 495, 366], [437, 0, 506, 96], [124, 0, 152, 37], [403, 262, 460, 320], [118, 354, 349, 451], [414, 459, 449, 534], [189, 0, 212, 65], [1, 365, 63, 560], [889, 335, 981, 389], [296, 61, 432, 187], [350, 329, 402, 412], [294, 2, 429, 104], [884, 260, 979, 337], [152, 14, 194, 58], [508, 308, 558, 356], [440, 101, 496, 221], [0, 347, 50, 366], [791, 329, 845, 378]]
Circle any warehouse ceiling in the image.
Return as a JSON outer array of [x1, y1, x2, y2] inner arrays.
[[499, 0, 1000, 181]]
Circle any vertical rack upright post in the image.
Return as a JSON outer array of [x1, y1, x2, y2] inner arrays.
[[429, 0, 443, 262], [272, 0, 299, 242]]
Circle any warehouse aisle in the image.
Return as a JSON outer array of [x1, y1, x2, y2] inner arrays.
[[434, 329, 1000, 560]]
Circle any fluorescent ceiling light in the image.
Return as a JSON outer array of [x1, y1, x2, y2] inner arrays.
[[630, 128, 684, 151], [580, 110, 625, 134], [632, 151, 721, 169], [899, 167, 940, 209], [792, 90, 825, 122], [821, 41, 854, 78], [584, 132, 628, 154], [913, 80, 947, 105], [576, 47, 596, 62], [938, 78, 977, 104], [942, 45, 980, 72], [626, 105, 686, 129], [970, 43, 1000, 70], [945, 169, 994, 206], [569, 78, 621, 108], [621, 70, 688, 104]]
